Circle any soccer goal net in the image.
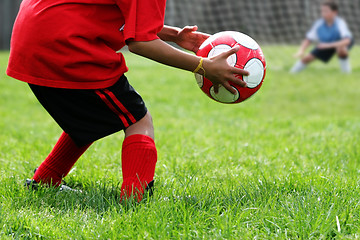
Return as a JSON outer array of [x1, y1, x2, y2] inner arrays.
[[165, 0, 359, 45]]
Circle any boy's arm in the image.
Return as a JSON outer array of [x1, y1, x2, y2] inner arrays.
[[317, 38, 351, 49], [294, 19, 320, 58], [294, 39, 311, 58], [127, 39, 248, 94], [158, 25, 210, 53]]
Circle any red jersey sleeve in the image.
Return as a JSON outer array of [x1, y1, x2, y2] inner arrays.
[[116, 0, 166, 42]]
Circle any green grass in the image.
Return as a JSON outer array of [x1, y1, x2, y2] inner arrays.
[[1, 46, 360, 239]]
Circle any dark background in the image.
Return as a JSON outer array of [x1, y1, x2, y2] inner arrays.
[[0, 0, 22, 49]]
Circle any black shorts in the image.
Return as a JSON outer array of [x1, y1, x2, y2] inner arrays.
[[29, 75, 147, 147], [311, 39, 354, 63]]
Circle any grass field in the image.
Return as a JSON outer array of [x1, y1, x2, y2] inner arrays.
[[1, 47, 360, 239]]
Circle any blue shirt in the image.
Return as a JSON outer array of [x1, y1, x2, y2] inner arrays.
[[306, 16, 352, 43]]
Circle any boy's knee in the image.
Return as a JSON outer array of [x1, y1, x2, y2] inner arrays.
[[141, 112, 154, 129], [125, 111, 154, 139], [302, 54, 315, 64], [337, 47, 348, 59], [337, 51, 348, 59]]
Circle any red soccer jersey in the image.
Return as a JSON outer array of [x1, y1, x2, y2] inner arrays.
[[6, 0, 166, 89]]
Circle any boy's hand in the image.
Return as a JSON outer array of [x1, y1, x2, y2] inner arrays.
[[294, 39, 311, 59], [294, 50, 304, 58], [175, 26, 210, 53], [317, 42, 333, 49], [203, 46, 249, 94]]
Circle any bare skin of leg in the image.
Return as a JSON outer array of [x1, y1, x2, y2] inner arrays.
[[124, 111, 154, 140], [337, 46, 349, 58], [301, 53, 316, 64]]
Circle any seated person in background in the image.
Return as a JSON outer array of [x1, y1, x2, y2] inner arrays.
[[291, 0, 353, 74]]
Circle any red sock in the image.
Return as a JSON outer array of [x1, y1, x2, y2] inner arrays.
[[120, 134, 157, 201], [33, 132, 92, 186]]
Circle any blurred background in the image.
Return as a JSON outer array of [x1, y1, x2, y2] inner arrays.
[[0, 0, 22, 49], [1, 0, 359, 49], [165, 0, 360, 43]]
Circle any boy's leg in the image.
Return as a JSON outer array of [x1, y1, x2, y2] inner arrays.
[[33, 132, 92, 186], [291, 46, 337, 74], [290, 54, 315, 73], [337, 46, 351, 73], [121, 111, 157, 201], [28, 75, 152, 197], [125, 111, 154, 139]]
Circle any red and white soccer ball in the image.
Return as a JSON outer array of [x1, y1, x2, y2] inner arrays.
[[195, 31, 266, 104]]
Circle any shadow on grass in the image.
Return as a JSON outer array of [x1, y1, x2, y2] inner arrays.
[[5, 177, 146, 214]]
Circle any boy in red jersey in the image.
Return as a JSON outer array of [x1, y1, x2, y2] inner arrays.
[[7, 0, 248, 201]]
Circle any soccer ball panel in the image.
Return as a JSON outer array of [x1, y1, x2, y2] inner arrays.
[[231, 31, 259, 50], [209, 85, 239, 103], [208, 44, 237, 67], [243, 58, 265, 89]]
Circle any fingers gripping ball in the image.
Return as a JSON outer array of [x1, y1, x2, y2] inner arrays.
[[195, 31, 266, 104]]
